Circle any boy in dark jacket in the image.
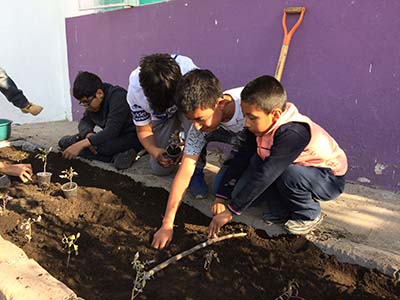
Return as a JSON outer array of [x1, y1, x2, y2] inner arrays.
[[59, 71, 143, 170]]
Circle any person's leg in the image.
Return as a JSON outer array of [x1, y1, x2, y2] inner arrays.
[[58, 134, 82, 149], [275, 164, 346, 234], [213, 154, 284, 217], [150, 116, 181, 176], [0, 66, 43, 115]]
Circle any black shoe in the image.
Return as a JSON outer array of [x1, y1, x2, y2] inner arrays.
[[58, 134, 81, 149], [113, 149, 137, 170]]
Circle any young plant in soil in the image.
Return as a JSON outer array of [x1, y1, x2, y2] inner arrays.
[[62, 232, 80, 268], [35, 147, 53, 188], [131, 232, 247, 299], [164, 130, 184, 162], [59, 167, 78, 199], [19, 215, 42, 242], [274, 279, 305, 300], [0, 192, 12, 216], [203, 250, 220, 271]]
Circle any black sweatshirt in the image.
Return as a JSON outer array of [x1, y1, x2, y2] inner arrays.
[[78, 83, 136, 146], [216, 122, 311, 214]]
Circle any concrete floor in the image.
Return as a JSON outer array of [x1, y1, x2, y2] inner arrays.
[[4, 120, 400, 278]]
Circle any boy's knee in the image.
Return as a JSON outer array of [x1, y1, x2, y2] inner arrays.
[[58, 134, 81, 149]]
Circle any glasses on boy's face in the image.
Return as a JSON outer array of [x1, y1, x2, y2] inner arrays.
[[78, 96, 95, 107]]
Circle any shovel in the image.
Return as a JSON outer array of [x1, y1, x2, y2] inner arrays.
[[274, 6, 306, 82]]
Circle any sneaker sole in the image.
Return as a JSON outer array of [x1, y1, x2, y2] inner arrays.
[[284, 214, 324, 235]]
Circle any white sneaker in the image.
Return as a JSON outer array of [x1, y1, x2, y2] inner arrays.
[[284, 213, 323, 235]]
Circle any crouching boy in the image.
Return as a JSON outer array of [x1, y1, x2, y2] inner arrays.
[[59, 71, 143, 170], [209, 75, 347, 237], [152, 69, 246, 249]]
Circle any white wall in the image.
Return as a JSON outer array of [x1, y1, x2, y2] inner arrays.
[[0, 0, 71, 124]]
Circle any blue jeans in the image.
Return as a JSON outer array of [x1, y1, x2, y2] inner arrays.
[[0, 66, 29, 109], [213, 154, 346, 221]]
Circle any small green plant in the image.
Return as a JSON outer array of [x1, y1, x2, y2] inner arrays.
[[274, 279, 305, 300], [59, 167, 78, 188], [203, 250, 220, 271], [62, 232, 80, 268], [20, 215, 41, 242], [35, 147, 52, 173], [0, 192, 12, 216]]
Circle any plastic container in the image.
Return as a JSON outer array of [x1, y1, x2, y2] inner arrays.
[[61, 182, 78, 199], [0, 119, 12, 141], [37, 172, 52, 188]]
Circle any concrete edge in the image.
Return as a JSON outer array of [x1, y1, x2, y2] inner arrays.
[[0, 236, 79, 300]]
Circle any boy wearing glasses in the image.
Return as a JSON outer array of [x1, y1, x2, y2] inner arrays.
[[59, 71, 143, 170]]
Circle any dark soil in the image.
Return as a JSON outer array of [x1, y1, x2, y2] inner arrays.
[[0, 146, 399, 300]]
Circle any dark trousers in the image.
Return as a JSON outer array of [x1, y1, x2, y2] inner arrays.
[[213, 154, 346, 221], [0, 66, 29, 109], [59, 131, 143, 163]]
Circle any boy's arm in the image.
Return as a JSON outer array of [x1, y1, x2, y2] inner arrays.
[[87, 89, 128, 146], [152, 153, 198, 249], [78, 112, 96, 138], [227, 122, 311, 215], [215, 129, 257, 200], [136, 124, 172, 167]]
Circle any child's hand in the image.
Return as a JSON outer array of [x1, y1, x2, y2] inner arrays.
[[208, 210, 233, 238], [63, 142, 85, 159], [211, 197, 226, 215], [152, 224, 173, 249], [154, 148, 174, 168], [1, 163, 33, 183]]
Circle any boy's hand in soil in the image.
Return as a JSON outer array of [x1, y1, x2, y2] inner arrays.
[[208, 210, 233, 238], [152, 224, 173, 249], [211, 197, 227, 216], [1, 163, 33, 183], [63, 139, 91, 159]]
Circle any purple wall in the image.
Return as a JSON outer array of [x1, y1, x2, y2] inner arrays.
[[66, 0, 400, 192]]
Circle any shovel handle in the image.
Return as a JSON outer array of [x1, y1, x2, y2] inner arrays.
[[282, 6, 306, 45], [275, 6, 306, 81]]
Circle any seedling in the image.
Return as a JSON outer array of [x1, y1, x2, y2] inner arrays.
[[59, 167, 78, 188], [131, 232, 247, 299], [0, 192, 12, 216], [62, 232, 80, 268], [35, 147, 52, 173], [20, 215, 41, 242], [203, 250, 220, 271], [164, 130, 184, 161], [274, 279, 305, 300]]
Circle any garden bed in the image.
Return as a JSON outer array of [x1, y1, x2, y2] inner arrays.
[[0, 146, 399, 300]]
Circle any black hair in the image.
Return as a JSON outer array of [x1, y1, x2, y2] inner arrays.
[[139, 53, 182, 113], [241, 75, 287, 113], [175, 69, 223, 114], [73, 71, 104, 100]]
